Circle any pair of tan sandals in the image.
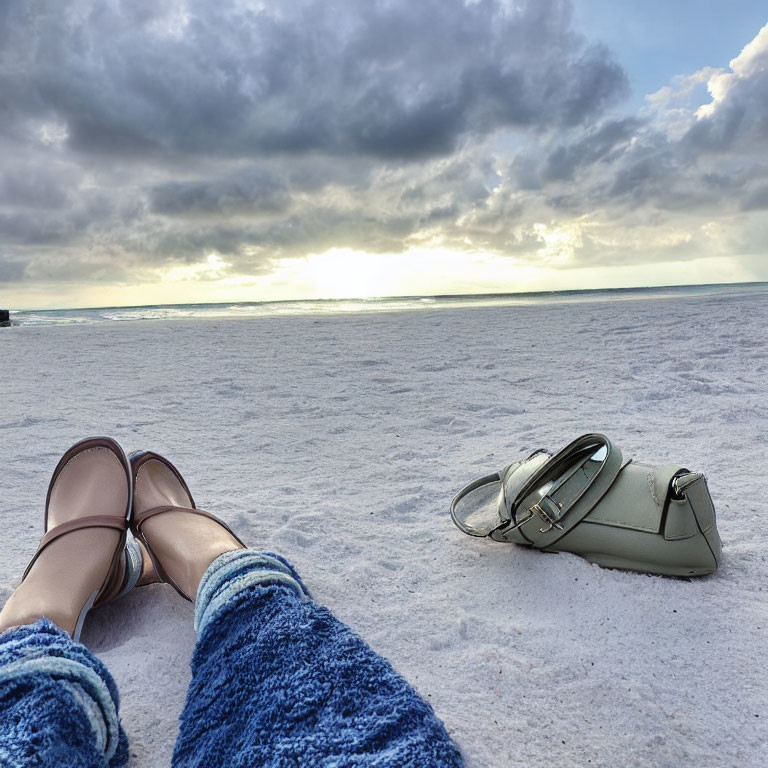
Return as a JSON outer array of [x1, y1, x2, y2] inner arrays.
[[16, 436, 245, 641]]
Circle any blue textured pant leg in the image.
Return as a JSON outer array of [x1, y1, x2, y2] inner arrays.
[[173, 550, 465, 768], [0, 619, 128, 768]]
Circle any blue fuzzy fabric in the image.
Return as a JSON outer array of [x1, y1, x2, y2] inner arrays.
[[0, 552, 463, 767], [173, 550, 465, 768], [0, 619, 128, 768]]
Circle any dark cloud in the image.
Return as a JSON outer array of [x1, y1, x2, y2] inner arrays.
[[0, 256, 26, 282], [0, 0, 626, 161], [0, 187, 115, 246], [0, 166, 74, 210], [741, 184, 768, 211], [541, 118, 642, 183], [149, 170, 290, 216]]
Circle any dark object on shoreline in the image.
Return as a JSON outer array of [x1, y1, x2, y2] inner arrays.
[[0, 309, 10, 327]]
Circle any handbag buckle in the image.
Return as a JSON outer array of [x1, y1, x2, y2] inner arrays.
[[528, 497, 565, 533]]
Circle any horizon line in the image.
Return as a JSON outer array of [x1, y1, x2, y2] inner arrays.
[[5, 278, 768, 314]]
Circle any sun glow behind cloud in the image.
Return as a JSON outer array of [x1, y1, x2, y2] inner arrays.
[[162, 252, 230, 282], [5, 244, 754, 310], [277, 248, 528, 299]]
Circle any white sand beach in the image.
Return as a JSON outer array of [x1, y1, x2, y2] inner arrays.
[[1, 291, 766, 768]]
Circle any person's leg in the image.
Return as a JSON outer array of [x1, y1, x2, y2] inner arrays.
[[0, 619, 128, 768], [0, 438, 136, 768], [170, 550, 464, 768], [131, 451, 464, 767]]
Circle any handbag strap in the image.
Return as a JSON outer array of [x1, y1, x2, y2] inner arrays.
[[494, 433, 625, 549]]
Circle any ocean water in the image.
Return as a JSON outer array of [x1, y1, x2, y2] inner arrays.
[[5, 282, 767, 327]]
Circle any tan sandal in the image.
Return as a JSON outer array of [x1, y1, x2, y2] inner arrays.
[[129, 451, 245, 601], [18, 437, 134, 640]]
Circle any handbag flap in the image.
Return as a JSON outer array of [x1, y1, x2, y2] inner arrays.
[[584, 462, 686, 534]]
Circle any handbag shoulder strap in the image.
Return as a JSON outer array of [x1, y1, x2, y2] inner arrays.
[[494, 433, 624, 549]]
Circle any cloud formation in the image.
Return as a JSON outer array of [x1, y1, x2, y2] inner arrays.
[[0, 0, 766, 300], [1, 0, 626, 159]]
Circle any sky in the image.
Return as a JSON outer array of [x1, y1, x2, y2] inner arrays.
[[1, 0, 767, 309]]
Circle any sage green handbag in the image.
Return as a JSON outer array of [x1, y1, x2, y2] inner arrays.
[[450, 433, 722, 577]]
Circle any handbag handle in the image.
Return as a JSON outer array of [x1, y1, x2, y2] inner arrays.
[[493, 433, 625, 548]]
